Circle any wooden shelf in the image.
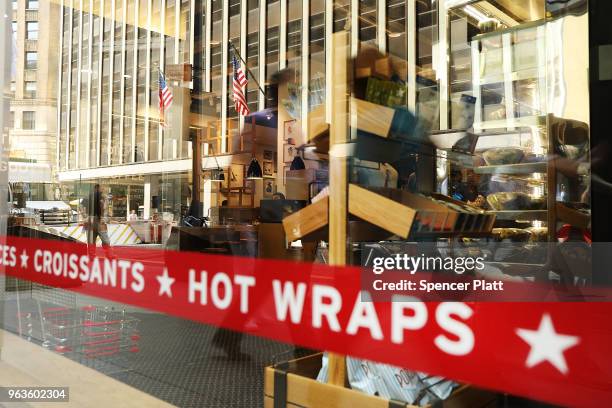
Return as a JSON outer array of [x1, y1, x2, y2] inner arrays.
[[487, 210, 547, 221], [265, 353, 497, 408], [556, 202, 591, 229], [282, 197, 329, 242]]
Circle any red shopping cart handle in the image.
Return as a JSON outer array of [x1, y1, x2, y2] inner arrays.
[[84, 345, 121, 354], [54, 345, 72, 353], [84, 349, 120, 358], [82, 336, 121, 346], [83, 320, 122, 327], [81, 329, 121, 337]]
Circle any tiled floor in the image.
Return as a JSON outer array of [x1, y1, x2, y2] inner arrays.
[[2, 295, 308, 408]]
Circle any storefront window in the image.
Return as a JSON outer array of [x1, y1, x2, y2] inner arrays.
[[2, 2, 607, 408]]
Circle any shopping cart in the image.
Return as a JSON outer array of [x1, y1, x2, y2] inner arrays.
[[40, 305, 140, 358]]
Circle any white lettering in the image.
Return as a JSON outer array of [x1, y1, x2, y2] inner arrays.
[[188, 269, 208, 305], [312, 285, 342, 332], [272, 280, 307, 324], [234, 274, 255, 314], [346, 292, 383, 340], [391, 296, 428, 344], [211, 273, 232, 309], [434, 302, 474, 356]]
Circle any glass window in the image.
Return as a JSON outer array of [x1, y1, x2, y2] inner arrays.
[[8, 111, 14, 128], [22, 111, 35, 129], [135, 0, 146, 163], [24, 81, 36, 98], [226, 0, 241, 153], [26, 0, 38, 10], [26, 21, 38, 39], [12, 0, 17, 10], [416, 0, 439, 131], [359, 0, 377, 47], [246, 0, 259, 113], [25, 52, 37, 70], [12, 22, 17, 36], [309, 0, 325, 111]]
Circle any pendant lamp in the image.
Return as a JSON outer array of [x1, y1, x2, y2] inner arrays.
[[246, 115, 263, 179], [246, 157, 263, 179], [290, 146, 306, 170]]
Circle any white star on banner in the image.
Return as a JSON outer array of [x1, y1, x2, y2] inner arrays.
[[20, 250, 29, 268], [156, 268, 175, 298], [516, 313, 580, 375]]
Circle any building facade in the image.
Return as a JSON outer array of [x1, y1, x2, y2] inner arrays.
[[56, 0, 432, 218], [56, 0, 587, 221], [9, 0, 60, 188]]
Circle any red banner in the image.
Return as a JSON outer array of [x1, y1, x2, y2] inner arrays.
[[1, 236, 611, 407]]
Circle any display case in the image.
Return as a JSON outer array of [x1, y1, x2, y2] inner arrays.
[[441, 0, 591, 243]]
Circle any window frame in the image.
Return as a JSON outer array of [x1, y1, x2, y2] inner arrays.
[[25, 51, 38, 70], [22, 111, 36, 130], [24, 81, 37, 98], [26, 21, 39, 40]]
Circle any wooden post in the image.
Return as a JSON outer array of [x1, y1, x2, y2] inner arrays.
[[327, 30, 350, 387]]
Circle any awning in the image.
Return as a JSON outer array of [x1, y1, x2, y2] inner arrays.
[[25, 201, 71, 211], [9, 162, 52, 183]]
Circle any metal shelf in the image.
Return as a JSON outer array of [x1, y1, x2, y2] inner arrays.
[[475, 162, 547, 175], [479, 67, 539, 85], [475, 115, 546, 130]]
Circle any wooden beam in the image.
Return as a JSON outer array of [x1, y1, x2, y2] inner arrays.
[[348, 184, 416, 239], [327, 30, 350, 388], [350, 97, 394, 138], [282, 197, 329, 241]]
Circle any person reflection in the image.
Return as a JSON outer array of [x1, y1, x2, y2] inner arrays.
[[83, 184, 113, 258]]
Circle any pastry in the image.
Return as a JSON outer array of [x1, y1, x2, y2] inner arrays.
[[482, 147, 524, 165]]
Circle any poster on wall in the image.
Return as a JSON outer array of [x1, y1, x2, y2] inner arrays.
[[284, 119, 299, 144], [283, 165, 290, 186], [263, 178, 275, 198], [263, 160, 274, 177], [283, 144, 297, 163]]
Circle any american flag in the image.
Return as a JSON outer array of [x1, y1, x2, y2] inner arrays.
[[159, 71, 173, 125], [232, 55, 249, 116]]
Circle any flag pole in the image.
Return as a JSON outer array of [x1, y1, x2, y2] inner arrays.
[[229, 41, 266, 98]]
